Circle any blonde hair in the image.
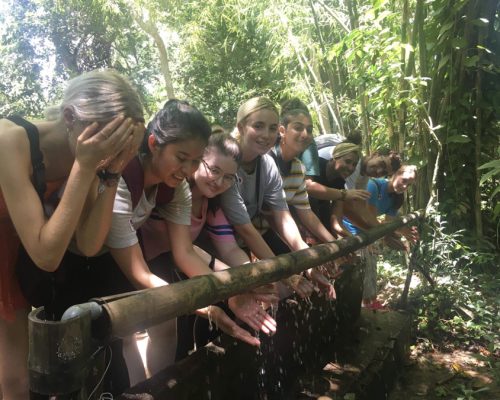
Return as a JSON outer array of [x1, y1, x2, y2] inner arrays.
[[232, 96, 279, 141], [45, 69, 144, 123]]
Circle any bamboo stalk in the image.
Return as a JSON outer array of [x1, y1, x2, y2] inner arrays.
[[95, 211, 423, 339]]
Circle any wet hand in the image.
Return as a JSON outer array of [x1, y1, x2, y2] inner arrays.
[[320, 260, 343, 280], [208, 305, 261, 347], [282, 274, 314, 298], [249, 283, 279, 305], [228, 295, 277, 335], [397, 226, 419, 244], [306, 268, 336, 300], [384, 233, 406, 251]]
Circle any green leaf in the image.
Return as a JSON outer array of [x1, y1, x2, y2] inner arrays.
[[446, 135, 471, 144], [464, 55, 480, 67], [489, 186, 500, 200], [438, 54, 450, 70], [479, 168, 500, 184], [438, 21, 454, 38], [470, 18, 489, 27], [477, 45, 493, 54], [451, 37, 467, 49], [478, 160, 500, 170]]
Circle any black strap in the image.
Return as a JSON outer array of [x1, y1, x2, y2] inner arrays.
[[269, 146, 292, 176], [255, 156, 261, 211], [6, 116, 46, 202], [121, 156, 175, 209]]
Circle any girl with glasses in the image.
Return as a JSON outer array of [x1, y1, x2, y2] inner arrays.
[[140, 132, 278, 376]]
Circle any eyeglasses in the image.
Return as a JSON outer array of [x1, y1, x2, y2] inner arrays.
[[201, 159, 238, 186]]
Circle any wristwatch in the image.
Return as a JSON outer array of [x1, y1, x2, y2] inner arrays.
[[340, 189, 347, 201]]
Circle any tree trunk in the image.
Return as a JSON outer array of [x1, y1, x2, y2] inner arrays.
[[133, 14, 175, 99]]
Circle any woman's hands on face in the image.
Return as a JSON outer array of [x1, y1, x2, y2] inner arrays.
[[100, 122, 145, 174], [75, 116, 144, 173]]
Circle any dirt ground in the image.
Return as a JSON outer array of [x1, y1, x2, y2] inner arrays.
[[379, 273, 500, 400], [389, 344, 500, 400]]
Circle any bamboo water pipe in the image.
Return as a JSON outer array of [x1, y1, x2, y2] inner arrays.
[[93, 211, 423, 339]]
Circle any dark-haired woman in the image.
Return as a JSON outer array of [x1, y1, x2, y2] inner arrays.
[[139, 132, 277, 377], [17, 99, 257, 393], [272, 100, 349, 246], [343, 165, 418, 309]]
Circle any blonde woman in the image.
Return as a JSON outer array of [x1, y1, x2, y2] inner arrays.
[[0, 69, 144, 399], [220, 97, 333, 298]]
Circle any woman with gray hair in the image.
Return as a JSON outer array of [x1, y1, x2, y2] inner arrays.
[[0, 69, 144, 399]]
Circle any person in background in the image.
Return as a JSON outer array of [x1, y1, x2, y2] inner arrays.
[[306, 142, 368, 237], [343, 165, 418, 309], [311, 131, 402, 191], [0, 69, 144, 399]]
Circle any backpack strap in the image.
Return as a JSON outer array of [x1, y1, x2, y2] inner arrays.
[[121, 156, 175, 209], [121, 157, 145, 209], [156, 183, 175, 205], [6, 116, 46, 202], [269, 145, 292, 177]]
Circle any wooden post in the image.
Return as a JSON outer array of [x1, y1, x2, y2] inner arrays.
[[95, 211, 423, 339]]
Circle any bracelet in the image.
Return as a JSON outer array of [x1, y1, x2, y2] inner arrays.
[[97, 169, 121, 187], [339, 189, 347, 201]]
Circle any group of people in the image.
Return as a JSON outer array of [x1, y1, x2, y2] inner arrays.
[[0, 69, 417, 398]]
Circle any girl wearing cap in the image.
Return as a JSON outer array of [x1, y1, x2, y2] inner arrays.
[[220, 97, 334, 298], [307, 141, 366, 237]]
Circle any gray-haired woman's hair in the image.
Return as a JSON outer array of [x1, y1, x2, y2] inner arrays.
[[45, 69, 144, 123]]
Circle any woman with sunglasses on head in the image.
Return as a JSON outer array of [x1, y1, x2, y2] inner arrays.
[[0, 69, 144, 399]]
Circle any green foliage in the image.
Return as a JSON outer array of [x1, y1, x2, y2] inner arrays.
[[177, 0, 285, 126], [0, 0, 49, 116], [382, 212, 499, 350], [0, 0, 498, 242]]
